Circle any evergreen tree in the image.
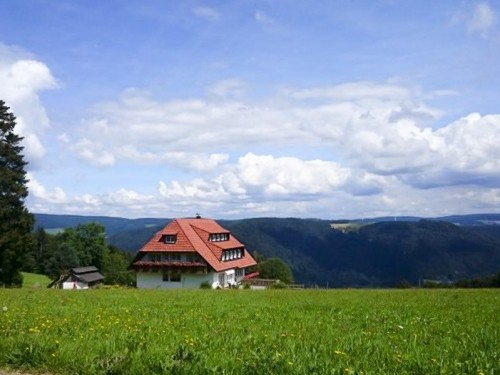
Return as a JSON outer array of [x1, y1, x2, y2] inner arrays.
[[0, 100, 34, 287]]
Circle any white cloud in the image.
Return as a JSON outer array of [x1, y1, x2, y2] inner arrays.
[[193, 6, 220, 21], [70, 138, 116, 167], [119, 145, 228, 171], [453, 2, 497, 38], [23, 78, 495, 219], [27, 173, 67, 204], [68, 87, 312, 168], [0, 44, 57, 168], [467, 2, 496, 36], [283, 81, 411, 102], [156, 153, 351, 213], [207, 79, 247, 99], [66, 81, 499, 193], [255, 10, 275, 25], [233, 153, 350, 196], [27, 176, 161, 217], [401, 113, 500, 188]]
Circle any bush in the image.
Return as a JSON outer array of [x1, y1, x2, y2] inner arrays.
[[269, 280, 287, 289], [200, 281, 211, 289]]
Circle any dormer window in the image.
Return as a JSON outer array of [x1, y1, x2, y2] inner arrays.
[[209, 233, 229, 242], [221, 248, 244, 261], [163, 235, 177, 244]]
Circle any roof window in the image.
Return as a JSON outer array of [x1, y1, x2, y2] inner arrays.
[[221, 248, 243, 261], [209, 233, 229, 242], [163, 234, 177, 244]]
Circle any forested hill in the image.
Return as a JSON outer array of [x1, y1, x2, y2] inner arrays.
[[34, 213, 500, 287]]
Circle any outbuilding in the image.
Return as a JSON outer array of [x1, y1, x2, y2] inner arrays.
[[48, 266, 104, 289]]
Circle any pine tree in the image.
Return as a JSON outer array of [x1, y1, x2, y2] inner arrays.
[[0, 100, 34, 287]]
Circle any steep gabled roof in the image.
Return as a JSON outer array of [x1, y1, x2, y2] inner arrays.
[[136, 217, 257, 272]]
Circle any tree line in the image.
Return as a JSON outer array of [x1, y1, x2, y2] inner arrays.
[[29, 223, 135, 285]]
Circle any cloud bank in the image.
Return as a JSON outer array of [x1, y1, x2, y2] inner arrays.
[[25, 78, 500, 219]]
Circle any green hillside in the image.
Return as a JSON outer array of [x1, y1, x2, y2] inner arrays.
[[21, 272, 51, 288], [34, 213, 500, 287]]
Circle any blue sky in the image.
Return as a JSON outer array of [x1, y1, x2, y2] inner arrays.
[[1, 0, 499, 219]]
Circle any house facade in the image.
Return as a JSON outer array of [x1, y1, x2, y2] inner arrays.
[[132, 217, 257, 289]]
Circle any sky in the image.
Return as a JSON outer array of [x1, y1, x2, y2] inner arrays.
[[1, 0, 499, 220]]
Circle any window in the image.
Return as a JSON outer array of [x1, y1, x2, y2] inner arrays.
[[221, 248, 244, 261], [150, 253, 161, 262], [163, 271, 181, 282], [210, 233, 230, 242], [235, 268, 243, 277], [164, 235, 177, 244], [170, 271, 181, 282], [170, 253, 181, 261]]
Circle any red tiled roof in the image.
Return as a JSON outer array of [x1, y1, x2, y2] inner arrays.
[[135, 217, 257, 272], [243, 271, 260, 280]]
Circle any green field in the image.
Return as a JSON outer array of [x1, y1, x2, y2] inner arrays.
[[0, 289, 498, 374], [21, 272, 51, 289]]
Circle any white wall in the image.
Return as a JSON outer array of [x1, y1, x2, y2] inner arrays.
[[136, 271, 218, 289], [181, 273, 217, 288], [62, 281, 88, 290], [135, 269, 250, 289]]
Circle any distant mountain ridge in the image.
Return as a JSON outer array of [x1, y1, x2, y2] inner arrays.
[[34, 213, 169, 236], [34, 213, 500, 287], [35, 212, 500, 233]]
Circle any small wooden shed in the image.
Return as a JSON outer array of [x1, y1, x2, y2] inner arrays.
[[48, 266, 104, 289]]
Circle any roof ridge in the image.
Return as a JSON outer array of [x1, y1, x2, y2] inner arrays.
[[177, 220, 222, 271]]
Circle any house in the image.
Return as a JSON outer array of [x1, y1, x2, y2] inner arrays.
[[48, 266, 104, 289], [132, 217, 257, 289]]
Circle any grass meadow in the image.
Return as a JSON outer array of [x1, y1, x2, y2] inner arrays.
[[20, 273, 51, 289], [0, 288, 498, 374]]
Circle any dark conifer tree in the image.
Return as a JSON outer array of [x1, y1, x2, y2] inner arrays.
[[0, 100, 34, 287]]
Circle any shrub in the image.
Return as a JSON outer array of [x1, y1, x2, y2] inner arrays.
[[269, 280, 287, 289], [200, 281, 211, 289]]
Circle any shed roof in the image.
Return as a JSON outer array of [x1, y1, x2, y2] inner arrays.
[[74, 271, 104, 283]]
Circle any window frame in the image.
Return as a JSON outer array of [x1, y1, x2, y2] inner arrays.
[[164, 235, 177, 244]]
